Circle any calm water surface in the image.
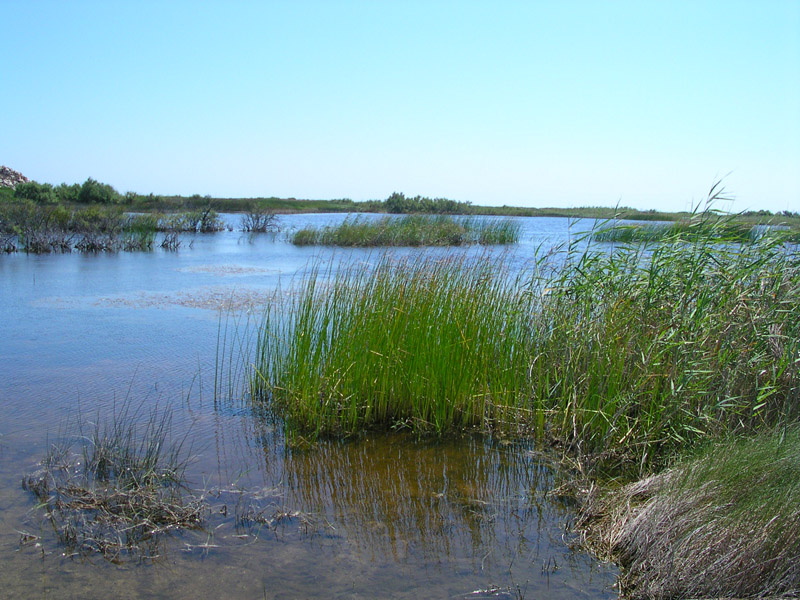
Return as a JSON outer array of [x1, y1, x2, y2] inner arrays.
[[0, 214, 619, 599]]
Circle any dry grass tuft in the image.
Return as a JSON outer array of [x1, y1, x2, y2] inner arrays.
[[577, 427, 800, 599], [22, 403, 206, 563]]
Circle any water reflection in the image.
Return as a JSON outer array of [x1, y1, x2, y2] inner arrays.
[[228, 403, 616, 597]]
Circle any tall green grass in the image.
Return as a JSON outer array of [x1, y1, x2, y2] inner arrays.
[[531, 220, 798, 470], [251, 255, 534, 435], [250, 216, 799, 471], [290, 214, 520, 246]]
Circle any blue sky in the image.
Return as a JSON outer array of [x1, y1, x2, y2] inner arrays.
[[2, 1, 798, 212]]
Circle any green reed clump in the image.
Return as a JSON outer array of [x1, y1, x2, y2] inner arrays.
[[290, 214, 520, 247], [592, 223, 671, 243], [470, 217, 522, 245], [251, 254, 534, 435], [579, 426, 800, 598], [593, 215, 761, 244], [252, 214, 798, 470], [532, 215, 799, 471]]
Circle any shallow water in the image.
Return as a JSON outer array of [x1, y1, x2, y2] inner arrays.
[[0, 214, 620, 598]]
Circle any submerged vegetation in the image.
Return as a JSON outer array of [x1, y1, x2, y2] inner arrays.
[[290, 214, 521, 246], [252, 212, 799, 474], [22, 403, 206, 562]]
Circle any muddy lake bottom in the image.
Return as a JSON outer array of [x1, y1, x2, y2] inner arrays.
[[0, 214, 620, 599]]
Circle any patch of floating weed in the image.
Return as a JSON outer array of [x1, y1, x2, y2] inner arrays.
[[178, 264, 277, 276], [22, 402, 206, 563], [95, 286, 281, 311]]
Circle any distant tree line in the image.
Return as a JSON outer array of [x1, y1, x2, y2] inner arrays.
[[383, 192, 472, 214], [10, 178, 123, 205], [3, 179, 798, 222]]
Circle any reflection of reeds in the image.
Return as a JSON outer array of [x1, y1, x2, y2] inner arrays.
[[22, 402, 205, 563], [291, 214, 521, 246], [279, 434, 560, 568]]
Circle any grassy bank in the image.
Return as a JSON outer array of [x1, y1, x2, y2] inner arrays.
[[0, 201, 279, 253], [250, 217, 799, 471], [290, 214, 521, 246], [7, 175, 800, 229], [578, 426, 800, 598]]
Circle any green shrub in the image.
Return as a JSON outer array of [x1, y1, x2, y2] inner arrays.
[[14, 181, 58, 204], [55, 182, 81, 204], [78, 178, 121, 204]]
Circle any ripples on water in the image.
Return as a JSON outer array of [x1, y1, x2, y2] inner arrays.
[[0, 214, 620, 598]]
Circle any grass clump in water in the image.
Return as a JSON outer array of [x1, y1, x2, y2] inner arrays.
[[578, 426, 800, 598], [592, 213, 778, 244], [22, 402, 205, 563], [251, 254, 534, 435], [290, 214, 520, 246], [253, 212, 799, 470]]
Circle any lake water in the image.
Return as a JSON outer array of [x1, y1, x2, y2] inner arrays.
[[0, 214, 620, 599]]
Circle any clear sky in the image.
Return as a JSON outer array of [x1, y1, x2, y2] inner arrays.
[[2, 1, 799, 212]]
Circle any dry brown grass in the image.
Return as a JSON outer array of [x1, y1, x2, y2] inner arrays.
[[577, 428, 800, 599]]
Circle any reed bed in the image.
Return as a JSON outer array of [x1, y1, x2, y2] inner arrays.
[[578, 426, 800, 598], [528, 221, 798, 472], [251, 254, 534, 435], [593, 217, 767, 244], [290, 214, 520, 246], [251, 215, 799, 472]]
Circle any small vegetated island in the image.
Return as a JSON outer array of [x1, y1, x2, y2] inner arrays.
[[5, 166, 800, 598], [291, 214, 521, 246]]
